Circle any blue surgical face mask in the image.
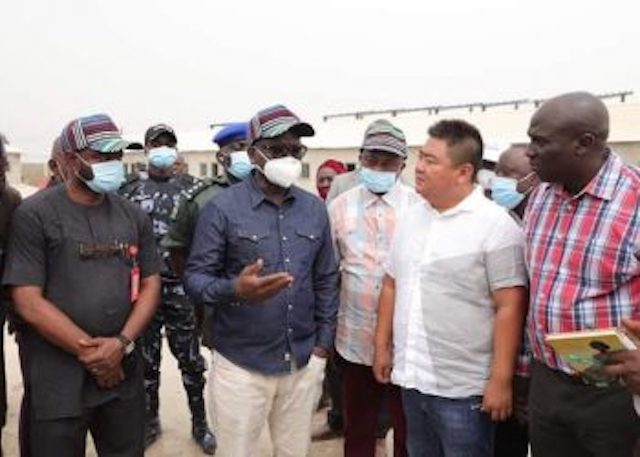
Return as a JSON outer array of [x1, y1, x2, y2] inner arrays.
[[227, 150, 254, 179], [148, 146, 178, 169], [359, 167, 397, 194], [491, 176, 525, 209], [76, 154, 125, 194]]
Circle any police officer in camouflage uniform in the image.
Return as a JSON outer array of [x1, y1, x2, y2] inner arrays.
[[164, 122, 252, 348], [120, 124, 215, 454]]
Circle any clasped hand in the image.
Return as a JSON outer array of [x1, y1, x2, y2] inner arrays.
[[78, 337, 125, 389]]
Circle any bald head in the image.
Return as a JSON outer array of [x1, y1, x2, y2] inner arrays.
[[532, 91, 609, 143], [495, 146, 532, 180], [527, 92, 611, 189]]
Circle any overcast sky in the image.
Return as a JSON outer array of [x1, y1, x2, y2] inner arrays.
[[1, 0, 638, 160]]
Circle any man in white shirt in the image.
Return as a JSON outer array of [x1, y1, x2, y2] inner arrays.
[[373, 120, 528, 457]]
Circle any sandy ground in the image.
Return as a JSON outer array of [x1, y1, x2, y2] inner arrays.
[[0, 332, 350, 456]]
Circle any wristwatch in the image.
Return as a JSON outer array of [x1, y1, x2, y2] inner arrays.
[[116, 334, 135, 355]]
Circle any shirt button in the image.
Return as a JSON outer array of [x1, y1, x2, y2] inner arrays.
[[279, 214, 284, 219], [282, 236, 287, 241], [288, 328, 293, 333], [284, 353, 291, 361], [288, 304, 293, 311], [252, 235, 257, 241], [285, 258, 291, 263]]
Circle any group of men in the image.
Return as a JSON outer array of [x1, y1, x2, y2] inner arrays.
[[0, 91, 638, 457]]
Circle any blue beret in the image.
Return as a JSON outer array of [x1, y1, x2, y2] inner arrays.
[[213, 122, 248, 147]]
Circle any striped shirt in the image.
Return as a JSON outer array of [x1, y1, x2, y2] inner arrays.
[[524, 152, 640, 373], [328, 182, 419, 366]]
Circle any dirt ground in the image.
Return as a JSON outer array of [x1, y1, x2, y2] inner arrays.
[[0, 332, 351, 456]]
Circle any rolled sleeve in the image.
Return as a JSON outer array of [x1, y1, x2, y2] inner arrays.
[[184, 201, 237, 305], [485, 216, 528, 291]]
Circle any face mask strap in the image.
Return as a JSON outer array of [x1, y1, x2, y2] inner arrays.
[[252, 147, 272, 174], [517, 171, 538, 196]]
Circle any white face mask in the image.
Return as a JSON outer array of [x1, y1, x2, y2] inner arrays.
[[255, 149, 302, 189]]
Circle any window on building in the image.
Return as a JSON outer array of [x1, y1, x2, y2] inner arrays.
[[301, 163, 310, 178], [211, 163, 219, 177], [199, 163, 208, 177], [346, 162, 357, 171]]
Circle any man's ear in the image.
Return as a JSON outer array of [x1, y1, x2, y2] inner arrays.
[[575, 132, 596, 157], [457, 162, 475, 183], [247, 146, 262, 166], [398, 161, 406, 175]]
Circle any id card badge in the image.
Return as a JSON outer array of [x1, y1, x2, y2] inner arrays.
[[130, 264, 140, 303], [128, 245, 140, 303]]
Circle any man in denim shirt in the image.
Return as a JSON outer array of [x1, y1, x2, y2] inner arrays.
[[184, 105, 338, 457]]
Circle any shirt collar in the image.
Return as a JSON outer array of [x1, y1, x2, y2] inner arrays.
[[425, 185, 484, 217], [247, 173, 297, 209], [362, 180, 404, 208], [552, 150, 621, 201]]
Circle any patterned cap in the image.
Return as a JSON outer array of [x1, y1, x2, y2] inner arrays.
[[60, 114, 142, 154], [145, 123, 177, 145], [361, 119, 408, 158], [248, 105, 314, 145], [213, 122, 248, 147]]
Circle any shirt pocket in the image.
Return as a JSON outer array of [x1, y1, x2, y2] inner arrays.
[[230, 228, 271, 270], [293, 228, 321, 267]]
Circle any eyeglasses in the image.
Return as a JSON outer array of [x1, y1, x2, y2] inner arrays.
[[255, 144, 307, 160]]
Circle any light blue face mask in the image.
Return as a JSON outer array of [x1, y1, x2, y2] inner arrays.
[[359, 167, 397, 194], [148, 146, 178, 169], [77, 155, 125, 194], [491, 176, 525, 209], [227, 150, 254, 179]]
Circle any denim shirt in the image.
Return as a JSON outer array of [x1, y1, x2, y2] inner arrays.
[[184, 175, 338, 375]]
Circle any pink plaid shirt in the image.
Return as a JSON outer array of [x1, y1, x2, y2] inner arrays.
[[524, 152, 640, 373], [328, 182, 419, 366]]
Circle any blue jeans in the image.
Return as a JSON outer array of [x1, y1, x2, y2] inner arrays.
[[401, 388, 494, 457]]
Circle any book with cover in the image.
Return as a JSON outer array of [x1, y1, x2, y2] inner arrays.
[[545, 328, 637, 384]]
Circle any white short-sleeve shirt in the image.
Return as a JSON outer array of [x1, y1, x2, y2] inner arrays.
[[386, 186, 527, 398]]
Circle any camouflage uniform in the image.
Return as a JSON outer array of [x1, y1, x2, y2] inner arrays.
[[120, 171, 209, 431], [163, 176, 229, 348]]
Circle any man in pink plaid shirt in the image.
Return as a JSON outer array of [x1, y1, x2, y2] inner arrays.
[[524, 92, 640, 457], [329, 119, 418, 457]]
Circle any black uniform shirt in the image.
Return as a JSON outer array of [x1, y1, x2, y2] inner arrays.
[[2, 185, 159, 420]]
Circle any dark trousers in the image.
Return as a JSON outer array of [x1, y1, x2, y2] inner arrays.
[[142, 285, 207, 423], [326, 354, 344, 431], [29, 393, 145, 457], [402, 388, 494, 457], [16, 330, 31, 457], [341, 356, 407, 457], [529, 361, 640, 457], [0, 314, 5, 457], [494, 417, 528, 457]]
